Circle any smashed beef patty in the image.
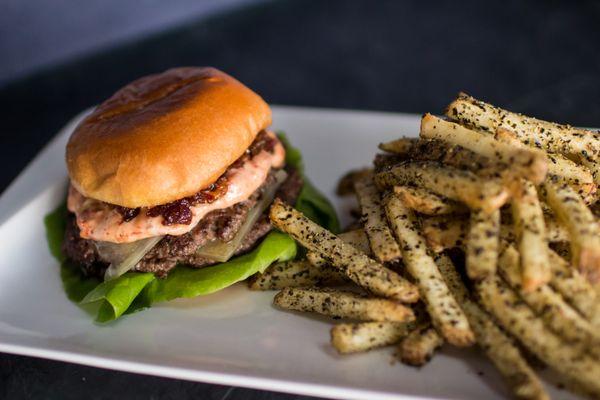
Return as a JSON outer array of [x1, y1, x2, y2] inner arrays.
[[63, 168, 302, 278]]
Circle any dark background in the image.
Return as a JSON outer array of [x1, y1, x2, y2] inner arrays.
[[1, 0, 599, 399]]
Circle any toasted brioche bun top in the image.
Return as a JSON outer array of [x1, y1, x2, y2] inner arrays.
[[66, 67, 272, 208]]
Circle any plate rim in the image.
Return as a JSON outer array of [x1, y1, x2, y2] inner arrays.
[[0, 340, 435, 400]]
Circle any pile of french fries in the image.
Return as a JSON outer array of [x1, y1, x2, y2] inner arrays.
[[252, 93, 600, 400]]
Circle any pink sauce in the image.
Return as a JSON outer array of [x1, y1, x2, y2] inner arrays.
[[68, 132, 285, 243]]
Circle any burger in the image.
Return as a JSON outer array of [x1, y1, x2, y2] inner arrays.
[[49, 67, 337, 321]]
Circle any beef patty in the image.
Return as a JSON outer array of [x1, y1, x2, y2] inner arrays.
[[63, 168, 302, 278]]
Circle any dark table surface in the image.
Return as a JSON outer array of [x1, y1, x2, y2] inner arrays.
[[1, 0, 599, 398]]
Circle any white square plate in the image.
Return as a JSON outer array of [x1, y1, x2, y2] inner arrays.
[[0, 106, 578, 400]]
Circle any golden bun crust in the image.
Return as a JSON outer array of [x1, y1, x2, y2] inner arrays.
[[66, 67, 271, 207]]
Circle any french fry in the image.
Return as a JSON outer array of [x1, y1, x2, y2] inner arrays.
[[420, 114, 548, 184], [384, 194, 475, 347], [338, 229, 372, 253], [336, 168, 372, 196], [446, 93, 600, 162], [466, 208, 500, 280], [274, 287, 415, 322], [397, 325, 443, 366], [305, 251, 327, 269], [331, 321, 418, 354], [541, 217, 569, 243], [269, 200, 419, 303], [498, 246, 600, 347], [547, 154, 597, 201], [542, 181, 600, 282], [383, 138, 495, 173], [433, 254, 469, 301], [477, 275, 600, 397], [592, 201, 600, 219], [511, 179, 551, 291], [440, 146, 497, 175], [375, 161, 510, 214], [378, 137, 417, 155], [393, 185, 467, 216], [580, 157, 600, 188], [379, 137, 441, 161], [559, 378, 600, 400], [435, 254, 548, 400], [551, 242, 572, 260], [496, 127, 596, 200], [354, 175, 402, 262], [373, 153, 403, 172], [306, 229, 372, 269], [249, 260, 346, 291], [494, 126, 522, 145], [464, 300, 550, 400], [422, 216, 469, 252], [311, 230, 373, 265], [548, 250, 600, 327], [422, 215, 567, 254]]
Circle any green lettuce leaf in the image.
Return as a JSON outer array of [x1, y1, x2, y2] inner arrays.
[[278, 133, 340, 233], [44, 133, 337, 322], [44, 203, 68, 263], [295, 181, 340, 235], [142, 231, 295, 304], [60, 261, 100, 303], [80, 272, 155, 322]]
